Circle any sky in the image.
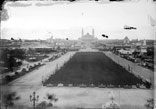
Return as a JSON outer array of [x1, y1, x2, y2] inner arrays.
[[1, 0, 156, 40]]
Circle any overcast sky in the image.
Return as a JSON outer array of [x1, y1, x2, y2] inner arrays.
[[1, 0, 156, 40]]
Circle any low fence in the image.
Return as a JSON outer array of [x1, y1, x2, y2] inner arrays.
[[44, 83, 151, 89]]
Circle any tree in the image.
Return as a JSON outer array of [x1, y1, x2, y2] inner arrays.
[[145, 98, 154, 109], [1, 48, 26, 72], [146, 47, 154, 58], [44, 93, 58, 107], [9, 49, 25, 71], [2, 92, 20, 109], [0, 48, 10, 72], [37, 93, 58, 109], [37, 101, 49, 109], [9, 49, 25, 60], [132, 49, 140, 58]]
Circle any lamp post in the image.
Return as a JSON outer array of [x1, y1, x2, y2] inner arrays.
[[110, 95, 114, 104], [42, 76, 44, 86], [30, 91, 39, 109], [109, 91, 115, 104]]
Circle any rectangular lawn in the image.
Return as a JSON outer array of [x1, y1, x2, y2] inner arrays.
[[44, 52, 148, 87]]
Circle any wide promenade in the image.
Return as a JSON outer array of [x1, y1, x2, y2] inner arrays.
[[104, 51, 154, 84]]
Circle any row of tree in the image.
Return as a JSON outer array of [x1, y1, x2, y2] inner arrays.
[[0, 48, 26, 72]]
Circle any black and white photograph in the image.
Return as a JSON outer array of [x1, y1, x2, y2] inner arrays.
[[0, 0, 156, 109]]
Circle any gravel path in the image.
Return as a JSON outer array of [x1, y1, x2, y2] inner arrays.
[[104, 51, 154, 84]]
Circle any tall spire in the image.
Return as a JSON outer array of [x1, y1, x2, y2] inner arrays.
[[92, 28, 94, 37], [82, 28, 84, 37], [143, 39, 146, 46]]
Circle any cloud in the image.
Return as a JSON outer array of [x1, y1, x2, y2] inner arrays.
[[35, 2, 54, 7], [1, 9, 9, 21], [7, 2, 32, 7]]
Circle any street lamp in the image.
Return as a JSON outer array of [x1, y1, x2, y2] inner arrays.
[[110, 95, 114, 104], [109, 91, 115, 104], [30, 91, 39, 109]]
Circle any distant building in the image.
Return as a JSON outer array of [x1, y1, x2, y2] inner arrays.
[[79, 28, 98, 42], [46, 36, 54, 43], [0, 39, 21, 49], [123, 36, 130, 45], [131, 39, 138, 45], [135, 42, 142, 46], [132, 39, 154, 46], [140, 46, 147, 54]]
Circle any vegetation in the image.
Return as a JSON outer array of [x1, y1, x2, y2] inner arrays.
[[0, 48, 26, 72], [146, 46, 154, 58], [37, 93, 58, 108], [45, 93, 58, 106], [27, 48, 57, 54], [4, 63, 43, 84], [2, 92, 20, 109], [145, 98, 154, 109]]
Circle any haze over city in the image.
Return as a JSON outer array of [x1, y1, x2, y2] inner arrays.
[[1, 0, 155, 40]]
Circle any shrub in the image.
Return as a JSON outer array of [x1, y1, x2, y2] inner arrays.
[[21, 68, 26, 72], [5, 75, 12, 82], [15, 72, 19, 76]]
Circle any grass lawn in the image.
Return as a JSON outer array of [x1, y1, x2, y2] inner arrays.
[[44, 52, 149, 87]]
